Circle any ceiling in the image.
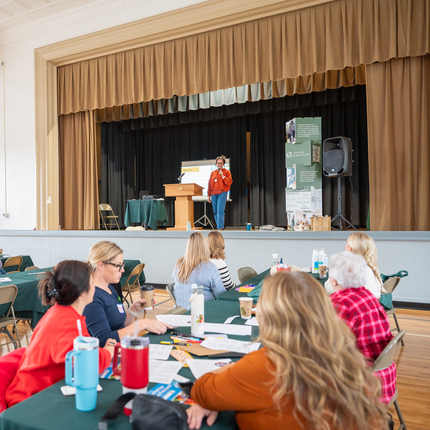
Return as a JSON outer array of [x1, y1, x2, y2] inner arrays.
[[0, 0, 99, 30], [0, 0, 206, 45]]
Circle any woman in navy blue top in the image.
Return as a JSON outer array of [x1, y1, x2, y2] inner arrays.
[[83, 241, 171, 347]]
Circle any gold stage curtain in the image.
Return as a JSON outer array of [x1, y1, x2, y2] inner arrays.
[[366, 55, 430, 231], [58, 0, 430, 116], [59, 110, 100, 230], [95, 66, 366, 123]]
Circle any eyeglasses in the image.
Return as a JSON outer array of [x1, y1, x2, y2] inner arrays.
[[104, 262, 125, 271]]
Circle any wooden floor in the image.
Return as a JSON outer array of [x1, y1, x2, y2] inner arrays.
[[1, 295, 429, 429]]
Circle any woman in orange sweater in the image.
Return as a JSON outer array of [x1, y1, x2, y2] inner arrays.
[[188, 272, 388, 430], [207, 155, 232, 230], [6, 260, 115, 407]]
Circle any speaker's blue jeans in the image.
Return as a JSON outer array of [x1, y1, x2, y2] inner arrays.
[[211, 191, 228, 229]]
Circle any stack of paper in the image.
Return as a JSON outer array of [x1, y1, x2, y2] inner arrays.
[[201, 338, 260, 354], [187, 359, 232, 379]]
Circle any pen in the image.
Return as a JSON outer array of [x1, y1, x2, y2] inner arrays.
[[161, 341, 191, 346]]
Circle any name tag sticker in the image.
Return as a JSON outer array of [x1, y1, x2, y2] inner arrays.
[[117, 304, 125, 314]]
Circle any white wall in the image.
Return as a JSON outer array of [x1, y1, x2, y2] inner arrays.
[[0, 0, 207, 230], [0, 230, 428, 304]]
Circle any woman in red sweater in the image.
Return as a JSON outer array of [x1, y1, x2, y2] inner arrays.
[[188, 272, 388, 430], [6, 260, 115, 407], [207, 155, 232, 230]]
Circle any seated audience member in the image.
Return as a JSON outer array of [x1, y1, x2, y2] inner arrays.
[[326, 232, 382, 298], [0, 260, 6, 275], [173, 232, 226, 310], [187, 272, 387, 430], [329, 251, 395, 404], [84, 241, 171, 347], [0, 348, 25, 413], [6, 261, 115, 408], [207, 231, 236, 290]]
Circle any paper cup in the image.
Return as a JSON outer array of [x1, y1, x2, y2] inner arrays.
[[239, 297, 253, 319], [140, 285, 154, 310], [319, 265, 327, 278]]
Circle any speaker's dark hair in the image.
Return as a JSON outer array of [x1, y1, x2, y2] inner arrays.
[[38, 260, 92, 306]]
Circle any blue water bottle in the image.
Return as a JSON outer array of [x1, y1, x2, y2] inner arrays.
[[65, 336, 99, 411]]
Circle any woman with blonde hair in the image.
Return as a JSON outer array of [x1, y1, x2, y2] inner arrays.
[[345, 232, 383, 298], [173, 232, 226, 310], [207, 231, 236, 290], [83, 241, 171, 347], [187, 272, 388, 430]]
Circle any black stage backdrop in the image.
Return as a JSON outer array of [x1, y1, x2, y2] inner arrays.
[[101, 85, 368, 228]]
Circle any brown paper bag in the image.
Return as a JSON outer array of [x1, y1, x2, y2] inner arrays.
[[311, 216, 331, 231]]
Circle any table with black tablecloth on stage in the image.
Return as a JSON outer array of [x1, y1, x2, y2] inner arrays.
[[124, 199, 168, 231]]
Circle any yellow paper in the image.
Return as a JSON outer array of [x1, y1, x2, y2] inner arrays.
[[238, 287, 254, 293]]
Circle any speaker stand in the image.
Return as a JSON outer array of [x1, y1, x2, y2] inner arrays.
[[194, 201, 216, 229], [331, 177, 357, 231]]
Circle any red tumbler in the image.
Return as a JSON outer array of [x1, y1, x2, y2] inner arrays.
[[113, 336, 150, 394]]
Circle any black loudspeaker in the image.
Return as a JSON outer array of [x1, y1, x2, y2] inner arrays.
[[323, 136, 353, 177]]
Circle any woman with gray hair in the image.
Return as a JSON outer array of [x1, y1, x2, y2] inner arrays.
[[328, 251, 395, 404]]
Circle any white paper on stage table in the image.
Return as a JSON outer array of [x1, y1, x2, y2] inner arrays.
[[224, 315, 240, 324], [201, 338, 260, 354], [245, 317, 259, 326], [203, 323, 251, 336], [149, 344, 173, 360], [187, 359, 231, 380], [0, 277, 12, 283], [149, 360, 183, 384], [156, 315, 191, 326]]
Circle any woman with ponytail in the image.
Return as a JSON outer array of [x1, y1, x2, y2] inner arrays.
[[325, 232, 383, 299], [345, 232, 383, 299], [6, 260, 115, 407]]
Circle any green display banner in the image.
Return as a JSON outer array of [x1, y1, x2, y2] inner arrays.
[[285, 117, 322, 230]]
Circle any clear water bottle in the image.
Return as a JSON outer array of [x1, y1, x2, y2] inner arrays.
[[271, 253, 279, 267], [186, 221, 191, 231]]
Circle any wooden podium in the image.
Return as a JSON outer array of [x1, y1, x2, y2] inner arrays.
[[164, 183, 204, 230]]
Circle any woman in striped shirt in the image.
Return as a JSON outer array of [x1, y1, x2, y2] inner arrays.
[[207, 231, 236, 290]]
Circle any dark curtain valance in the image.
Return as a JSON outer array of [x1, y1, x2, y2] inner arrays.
[[119, 86, 366, 132]]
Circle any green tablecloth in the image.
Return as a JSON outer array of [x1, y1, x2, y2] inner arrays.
[[124, 199, 168, 230], [0, 299, 247, 430], [0, 260, 145, 329], [0, 255, 35, 272], [0, 269, 50, 328], [121, 260, 146, 286], [217, 269, 327, 302]]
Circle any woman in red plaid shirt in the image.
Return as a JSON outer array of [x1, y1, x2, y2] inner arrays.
[[329, 251, 395, 404]]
